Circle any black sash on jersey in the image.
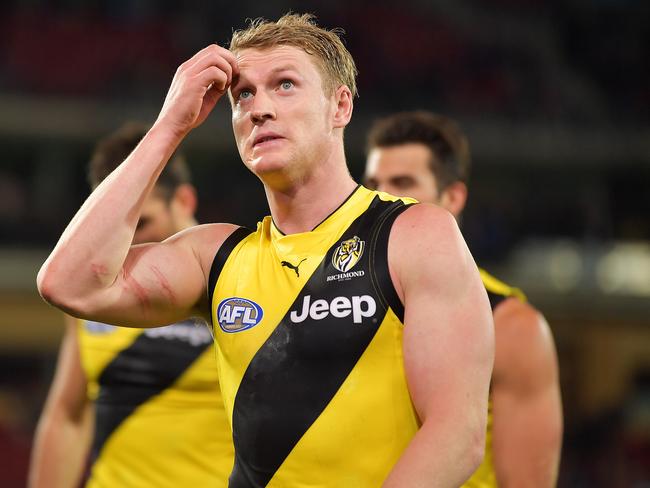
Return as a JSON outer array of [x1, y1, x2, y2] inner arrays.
[[91, 327, 212, 462], [211, 196, 412, 488], [207, 227, 254, 325]]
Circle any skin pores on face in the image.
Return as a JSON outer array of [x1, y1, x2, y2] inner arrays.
[[230, 46, 335, 183]]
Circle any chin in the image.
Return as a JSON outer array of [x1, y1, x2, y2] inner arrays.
[[246, 151, 293, 176]]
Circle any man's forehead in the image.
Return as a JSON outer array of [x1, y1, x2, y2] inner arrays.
[[373, 144, 432, 164], [236, 45, 314, 70], [367, 144, 434, 174]]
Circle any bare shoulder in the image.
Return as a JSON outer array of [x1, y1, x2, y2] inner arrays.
[[389, 203, 464, 273], [166, 222, 243, 272], [493, 298, 558, 386], [493, 299, 553, 355], [391, 203, 458, 243], [388, 203, 475, 300], [169, 221, 241, 243]]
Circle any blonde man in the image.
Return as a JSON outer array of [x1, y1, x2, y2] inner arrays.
[[38, 15, 494, 487]]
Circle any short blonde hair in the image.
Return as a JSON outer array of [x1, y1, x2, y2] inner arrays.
[[230, 13, 358, 98]]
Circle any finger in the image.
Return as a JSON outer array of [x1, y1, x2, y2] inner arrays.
[[208, 54, 235, 87], [203, 81, 224, 110], [177, 44, 222, 73], [183, 53, 233, 89], [213, 45, 238, 72], [197, 66, 229, 92], [184, 45, 238, 83]]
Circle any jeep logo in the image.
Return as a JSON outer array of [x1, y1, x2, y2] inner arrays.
[[290, 295, 376, 324]]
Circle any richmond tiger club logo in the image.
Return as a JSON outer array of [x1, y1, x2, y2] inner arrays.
[[328, 236, 366, 282]]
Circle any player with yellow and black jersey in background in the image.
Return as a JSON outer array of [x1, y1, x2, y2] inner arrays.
[[29, 124, 233, 488], [365, 110, 563, 488]]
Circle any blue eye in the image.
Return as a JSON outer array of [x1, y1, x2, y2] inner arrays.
[[239, 89, 252, 100], [280, 80, 294, 90]]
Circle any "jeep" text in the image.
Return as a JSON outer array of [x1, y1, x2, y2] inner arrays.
[[289, 295, 376, 324]]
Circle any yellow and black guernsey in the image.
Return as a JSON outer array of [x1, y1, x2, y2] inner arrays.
[[77, 317, 234, 487], [462, 269, 526, 488], [209, 186, 419, 487]]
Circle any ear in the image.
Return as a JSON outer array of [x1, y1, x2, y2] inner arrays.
[[439, 181, 468, 219], [171, 183, 198, 218], [332, 85, 353, 129]]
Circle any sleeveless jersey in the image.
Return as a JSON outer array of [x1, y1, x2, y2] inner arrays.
[[462, 269, 526, 488], [209, 186, 419, 487], [77, 318, 234, 487]]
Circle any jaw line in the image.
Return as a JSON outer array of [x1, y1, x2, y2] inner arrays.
[[249, 156, 263, 168]]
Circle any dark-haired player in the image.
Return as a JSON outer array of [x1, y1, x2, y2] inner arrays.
[[365, 110, 563, 487], [30, 123, 233, 488]]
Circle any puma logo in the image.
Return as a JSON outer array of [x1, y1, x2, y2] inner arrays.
[[281, 258, 307, 278]]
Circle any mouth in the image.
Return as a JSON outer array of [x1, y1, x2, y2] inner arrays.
[[253, 134, 285, 148]]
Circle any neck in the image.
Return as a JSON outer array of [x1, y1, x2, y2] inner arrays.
[[263, 148, 357, 235]]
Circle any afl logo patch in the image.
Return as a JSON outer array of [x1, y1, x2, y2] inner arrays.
[[217, 297, 264, 333], [332, 236, 365, 273]]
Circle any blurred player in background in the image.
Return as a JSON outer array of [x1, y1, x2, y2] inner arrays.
[[29, 123, 233, 488], [365, 110, 563, 487]]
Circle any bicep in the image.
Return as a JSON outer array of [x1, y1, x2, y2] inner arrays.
[[491, 307, 563, 486], [381, 206, 495, 484], [393, 206, 494, 423], [401, 253, 494, 423], [76, 226, 219, 328], [492, 379, 562, 450]]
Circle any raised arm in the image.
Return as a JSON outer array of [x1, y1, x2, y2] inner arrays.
[[383, 204, 495, 488], [37, 45, 239, 327], [491, 299, 563, 487], [29, 316, 93, 488]]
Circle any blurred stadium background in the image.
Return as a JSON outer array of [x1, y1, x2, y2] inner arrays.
[[0, 1, 648, 486]]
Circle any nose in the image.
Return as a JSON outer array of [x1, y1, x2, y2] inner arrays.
[[250, 91, 275, 125]]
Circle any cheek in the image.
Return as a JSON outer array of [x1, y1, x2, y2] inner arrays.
[[231, 104, 247, 130], [407, 182, 433, 202], [231, 113, 242, 136], [387, 182, 430, 203], [419, 187, 441, 205], [425, 180, 441, 203], [147, 218, 174, 241], [231, 118, 248, 154], [133, 227, 154, 245], [296, 94, 329, 127]]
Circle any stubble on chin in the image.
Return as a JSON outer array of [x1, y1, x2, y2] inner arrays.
[[248, 150, 315, 190]]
